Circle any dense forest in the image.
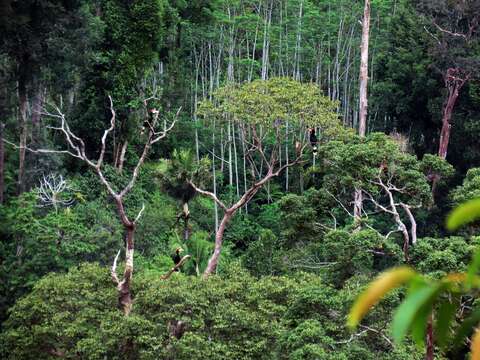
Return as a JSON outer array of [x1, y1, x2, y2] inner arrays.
[[0, 0, 480, 359]]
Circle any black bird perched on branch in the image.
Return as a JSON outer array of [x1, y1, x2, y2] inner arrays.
[[172, 247, 184, 271], [309, 128, 318, 155]]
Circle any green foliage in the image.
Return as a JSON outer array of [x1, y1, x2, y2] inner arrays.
[[74, 0, 165, 142], [242, 229, 285, 276], [451, 168, 480, 206], [410, 237, 475, 275], [155, 149, 211, 204], [349, 200, 480, 358], [0, 263, 422, 360], [321, 133, 432, 205], [199, 77, 339, 130]]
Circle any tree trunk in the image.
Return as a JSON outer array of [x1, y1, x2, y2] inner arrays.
[[183, 202, 190, 241], [118, 225, 134, 315], [17, 77, 28, 195], [0, 122, 4, 204], [426, 314, 434, 360], [354, 0, 371, 223], [203, 211, 234, 277], [117, 141, 128, 173], [358, 0, 370, 137], [401, 203, 417, 245], [353, 187, 363, 226], [438, 69, 467, 159], [31, 80, 43, 146], [112, 197, 137, 316]]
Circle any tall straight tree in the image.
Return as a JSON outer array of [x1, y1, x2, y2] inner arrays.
[[418, 0, 480, 160], [0, 0, 84, 193], [0, 122, 4, 204], [354, 0, 371, 223]]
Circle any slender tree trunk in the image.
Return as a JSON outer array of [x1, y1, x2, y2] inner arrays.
[[261, 1, 272, 81], [233, 123, 240, 198], [183, 202, 190, 241], [0, 122, 4, 204], [293, 0, 303, 81], [228, 121, 233, 186], [203, 210, 234, 277], [438, 69, 468, 159], [401, 203, 417, 245], [354, 0, 371, 223], [117, 141, 128, 173], [426, 315, 434, 360], [358, 0, 371, 137], [118, 225, 135, 315], [212, 121, 219, 231], [285, 120, 289, 191], [193, 49, 200, 162], [31, 80, 43, 146], [17, 77, 28, 195]]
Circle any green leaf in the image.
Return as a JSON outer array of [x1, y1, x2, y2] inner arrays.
[[391, 283, 444, 343], [446, 198, 480, 230], [452, 306, 480, 351], [467, 250, 480, 288], [435, 299, 458, 348], [410, 303, 431, 347]]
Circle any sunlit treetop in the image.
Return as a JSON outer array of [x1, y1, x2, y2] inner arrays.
[[197, 77, 341, 137]]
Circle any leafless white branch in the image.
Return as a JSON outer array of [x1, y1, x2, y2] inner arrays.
[[35, 174, 75, 210], [111, 249, 122, 285]]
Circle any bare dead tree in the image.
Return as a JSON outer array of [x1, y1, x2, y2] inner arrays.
[[190, 123, 307, 278], [422, 4, 479, 160], [363, 172, 419, 262], [4, 96, 178, 315], [437, 68, 470, 159], [35, 174, 74, 212]]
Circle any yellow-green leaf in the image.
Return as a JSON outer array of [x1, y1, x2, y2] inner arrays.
[[471, 327, 480, 360], [446, 198, 480, 231], [348, 266, 417, 329], [453, 306, 480, 351]]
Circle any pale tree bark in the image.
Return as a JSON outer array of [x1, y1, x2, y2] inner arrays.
[[193, 48, 200, 162], [177, 201, 190, 241], [5, 96, 178, 315], [31, 80, 43, 146], [117, 140, 128, 173], [363, 173, 419, 262], [17, 77, 27, 195], [293, 0, 304, 81], [261, 1, 272, 81], [354, 0, 371, 223], [0, 122, 4, 204]]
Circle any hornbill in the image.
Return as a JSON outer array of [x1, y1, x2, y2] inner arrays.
[[172, 247, 184, 272], [309, 128, 318, 155]]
